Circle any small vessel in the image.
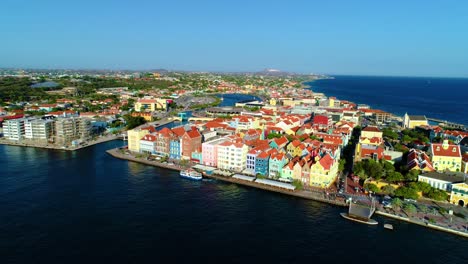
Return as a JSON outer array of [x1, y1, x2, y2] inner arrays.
[[180, 169, 202, 181], [341, 198, 378, 225], [340, 213, 378, 225], [384, 224, 394, 230]]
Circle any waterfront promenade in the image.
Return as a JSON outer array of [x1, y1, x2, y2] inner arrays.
[[107, 147, 468, 238], [106, 148, 346, 207]]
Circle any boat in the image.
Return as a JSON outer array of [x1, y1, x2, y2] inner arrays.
[[180, 169, 202, 180], [384, 224, 394, 230], [340, 213, 378, 225], [341, 198, 378, 225]]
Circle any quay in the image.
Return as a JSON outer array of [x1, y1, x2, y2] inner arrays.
[[375, 211, 468, 238], [0, 134, 121, 151], [106, 148, 346, 207], [106, 147, 468, 239]]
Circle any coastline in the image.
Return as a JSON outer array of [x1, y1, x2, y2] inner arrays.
[[0, 135, 121, 151], [106, 147, 468, 239], [302, 77, 468, 128]]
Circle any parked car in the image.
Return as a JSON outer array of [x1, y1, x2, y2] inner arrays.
[[404, 198, 417, 203]]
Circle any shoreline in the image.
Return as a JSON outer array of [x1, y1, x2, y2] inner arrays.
[[106, 147, 468, 239], [302, 79, 467, 129], [0, 135, 121, 151]]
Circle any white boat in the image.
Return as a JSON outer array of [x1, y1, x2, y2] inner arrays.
[[384, 224, 394, 230], [180, 169, 202, 181]]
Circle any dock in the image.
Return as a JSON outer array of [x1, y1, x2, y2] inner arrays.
[[427, 117, 466, 130]]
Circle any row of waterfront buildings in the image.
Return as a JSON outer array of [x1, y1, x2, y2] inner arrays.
[[2, 116, 92, 146], [126, 114, 354, 188]]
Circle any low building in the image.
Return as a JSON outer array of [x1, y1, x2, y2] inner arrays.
[[429, 140, 462, 172], [403, 113, 428, 129], [127, 126, 154, 152], [135, 98, 168, 112], [450, 181, 468, 207], [418, 171, 466, 192]]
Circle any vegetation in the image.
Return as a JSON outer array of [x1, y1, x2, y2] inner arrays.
[[394, 186, 419, 200], [363, 183, 380, 193], [267, 133, 283, 139], [292, 179, 303, 190], [123, 114, 147, 130]]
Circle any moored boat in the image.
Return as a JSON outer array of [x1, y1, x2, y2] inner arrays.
[[180, 169, 203, 181], [340, 213, 379, 225]]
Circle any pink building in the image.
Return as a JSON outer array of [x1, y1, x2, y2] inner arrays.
[[202, 137, 229, 167]]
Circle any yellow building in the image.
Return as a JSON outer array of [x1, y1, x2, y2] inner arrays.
[[127, 128, 151, 152], [131, 112, 153, 121], [135, 98, 168, 112], [269, 98, 277, 106], [328, 97, 335, 107], [309, 154, 339, 188], [361, 126, 383, 139], [403, 113, 428, 129], [429, 140, 462, 172], [450, 182, 468, 207]]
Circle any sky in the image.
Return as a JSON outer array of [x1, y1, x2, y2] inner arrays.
[[1, 0, 468, 77]]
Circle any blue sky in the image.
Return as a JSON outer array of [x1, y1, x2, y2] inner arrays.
[[1, 0, 468, 77]]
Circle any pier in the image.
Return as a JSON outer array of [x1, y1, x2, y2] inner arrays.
[[427, 118, 466, 130]]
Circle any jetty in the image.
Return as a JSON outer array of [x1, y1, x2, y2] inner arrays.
[[427, 117, 466, 130]]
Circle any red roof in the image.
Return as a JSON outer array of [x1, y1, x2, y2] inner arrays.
[[431, 143, 461, 158], [141, 134, 157, 142], [313, 115, 329, 125], [171, 127, 186, 137], [141, 126, 156, 133], [362, 126, 381, 132]]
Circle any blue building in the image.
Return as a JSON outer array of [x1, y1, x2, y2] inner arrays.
[[169, 139, 181, 160], [255, 152, 270, 176]]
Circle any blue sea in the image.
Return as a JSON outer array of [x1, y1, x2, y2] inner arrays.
[[307, 76, 468, 126], [1, 141, 466, 263]]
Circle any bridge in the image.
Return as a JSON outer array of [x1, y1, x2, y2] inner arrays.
[[427, 118, 466, 130], [170, 116, 215, 122]]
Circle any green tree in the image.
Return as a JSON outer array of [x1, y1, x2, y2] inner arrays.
[[403, 203, 417, 214], [386, 171, 404, 182], [394, 186, 419, 200], [391, 198, 403, 209], [364, 183, 380, 193], [405, 169, 420, 181], [338, 159, 346, 172], [123, 115, 147, 130], [381, 185, 396, 195]]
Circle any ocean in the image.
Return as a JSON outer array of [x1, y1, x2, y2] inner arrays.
[[307, 76, 468, 126], [1, 141, 466, 263]]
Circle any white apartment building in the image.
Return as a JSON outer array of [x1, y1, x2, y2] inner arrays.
[[25, 118, 55, 142], [3, 118, 27, 140]]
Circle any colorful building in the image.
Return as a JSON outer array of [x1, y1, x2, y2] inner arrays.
[[429, 140, 462, 172], [310, 153, 339, 188], [216, 141, 248, 172], [450, 182, 468, 207], [403, 113, 428, 129], [135, 98, 169, 112], [255, 152, 270, 176], [139, 134, 157, 154], [268, 152, 288, 178], [127, 126, 154, 152]]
